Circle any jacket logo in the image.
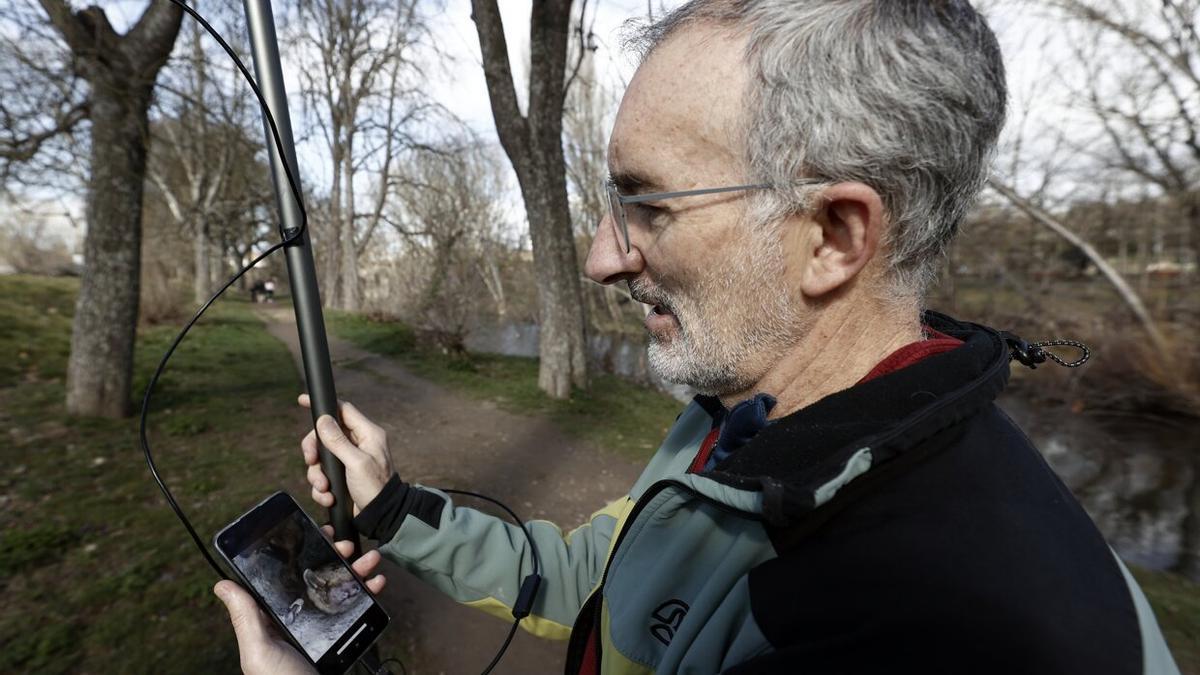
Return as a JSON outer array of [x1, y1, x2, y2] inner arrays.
[[649, 599, 690, 646]]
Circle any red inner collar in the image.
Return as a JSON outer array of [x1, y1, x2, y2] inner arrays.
[[857, 327, 964, 385]]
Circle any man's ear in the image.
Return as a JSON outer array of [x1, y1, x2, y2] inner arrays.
[[799, 182, 884, 298]]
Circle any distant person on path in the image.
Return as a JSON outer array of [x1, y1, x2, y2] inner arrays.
[[264, 278, 276, 303], [221, 2, 1179, 673]]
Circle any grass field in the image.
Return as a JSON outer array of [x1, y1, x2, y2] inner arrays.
[[1134, 567, 1200, 673], [325, 310, 685, 462], [0, 275, 410, 674]]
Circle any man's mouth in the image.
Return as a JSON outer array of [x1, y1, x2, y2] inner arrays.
[[629, 283, 680, 332], [629, 286, 668, 310], [644, 301, 679, 333]]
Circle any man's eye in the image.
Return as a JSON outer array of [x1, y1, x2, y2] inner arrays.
[[631, 203, 668, 225]]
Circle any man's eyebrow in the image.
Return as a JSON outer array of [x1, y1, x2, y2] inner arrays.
[[609, 170, 665, 195]]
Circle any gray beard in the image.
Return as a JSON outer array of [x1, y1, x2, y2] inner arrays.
[[647, 338, 744, 396], [637, 227, 799, 396]]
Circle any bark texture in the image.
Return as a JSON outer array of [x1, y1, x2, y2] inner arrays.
[[39, 0, 183, 417], [471, 0, 588, 399], [194, 221, 212, 304]]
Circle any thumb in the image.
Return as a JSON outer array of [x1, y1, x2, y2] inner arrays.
[[215, 580, 267, 646], [315, 415, 362, 465]]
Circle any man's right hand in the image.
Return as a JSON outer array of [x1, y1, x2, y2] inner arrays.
[[299, 394, 395, 515]]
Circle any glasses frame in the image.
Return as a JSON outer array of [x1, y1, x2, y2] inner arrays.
[[604, 180, 772, 253]]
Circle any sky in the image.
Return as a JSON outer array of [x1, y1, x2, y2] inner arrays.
[[421, 0, 653, 134], [420, 1, 1074, 146], [5, 0, 1131, 253]]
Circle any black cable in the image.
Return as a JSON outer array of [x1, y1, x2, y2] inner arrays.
[[141, 4, 541, 673], [141, 0, 308, 581], [141, 242, 284, 580], [378, 656, 408, 675], [443, 488, 542, 577], [480, 620, 521, 675], [441, 488, 543, 674], [162, 0, 307, 242]]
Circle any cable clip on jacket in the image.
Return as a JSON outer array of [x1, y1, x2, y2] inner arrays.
[[512, 573, 542, 620], [1003, 333, 1091, 370]]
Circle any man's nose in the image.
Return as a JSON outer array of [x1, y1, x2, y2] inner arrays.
[[586, 213, 644, 284]]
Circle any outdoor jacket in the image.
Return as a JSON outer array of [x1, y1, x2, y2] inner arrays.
[[353, 311, 1180, 674]]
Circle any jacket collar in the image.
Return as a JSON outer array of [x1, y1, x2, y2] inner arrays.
[[700, 311, 1012, 525]]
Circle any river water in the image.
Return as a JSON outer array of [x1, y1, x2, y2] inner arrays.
[[465, 319, 1197, 575]]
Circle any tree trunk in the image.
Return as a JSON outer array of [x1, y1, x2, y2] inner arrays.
[[41, 0, 183, 418], [193, 219, 211, 304], [420, 234, 461, 318], [65, 89, 152, 417], [471, 0, 588, 399], [479, 254, 507, 317], [521, 161, 588, 398], [340, 137, 360, 311]]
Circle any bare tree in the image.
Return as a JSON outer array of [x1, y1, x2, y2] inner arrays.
[[987, 179, 1169, 351], [562, 25, 644, 334], [0, 2, 88, 193], [147, 19, 263, 304], [292, 0, 435, 312], [1, 0, 183, 417], [471, 0, 590, 398], [1037, 0, 1200, 581], [1049, 0, 1199, 265], [385, 142, 509, 344]]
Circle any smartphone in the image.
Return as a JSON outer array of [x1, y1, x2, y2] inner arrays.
[[214, 492, 389, 674]]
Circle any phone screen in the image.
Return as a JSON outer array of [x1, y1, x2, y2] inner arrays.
[[216, 493, 387, 671]]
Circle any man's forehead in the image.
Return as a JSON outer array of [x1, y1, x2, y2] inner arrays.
[[608, 24, 749, 186]]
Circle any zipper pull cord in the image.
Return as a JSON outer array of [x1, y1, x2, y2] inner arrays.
[[1003, 334, 1092, 369]]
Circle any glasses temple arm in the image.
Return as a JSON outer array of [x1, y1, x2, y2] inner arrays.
[[617, 183, 772, 204]]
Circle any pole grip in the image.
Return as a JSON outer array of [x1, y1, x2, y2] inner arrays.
[[242, 0, 358, 549]]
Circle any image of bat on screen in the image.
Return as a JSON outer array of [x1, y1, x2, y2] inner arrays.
[[254, 516, 364, 624]]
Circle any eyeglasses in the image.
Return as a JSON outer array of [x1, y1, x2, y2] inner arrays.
[[603, 179, 771, 253]]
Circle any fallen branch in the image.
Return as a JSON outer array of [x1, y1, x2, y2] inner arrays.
[[985, 178, 1170, 354]]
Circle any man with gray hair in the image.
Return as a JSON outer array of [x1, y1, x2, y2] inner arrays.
[[219, 2, 1179, 673]]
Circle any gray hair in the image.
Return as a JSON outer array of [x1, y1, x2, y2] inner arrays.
[[626, 0, 1007, 301]]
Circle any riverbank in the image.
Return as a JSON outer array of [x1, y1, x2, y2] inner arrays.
[[324, 310, 683, 462]]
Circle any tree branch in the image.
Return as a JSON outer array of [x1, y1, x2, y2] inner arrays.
[[0, 100, 88, 161], [526, 0, 572, 146], [470, 0, 531, 167], [987, 178, 1169, 353], [124, 0, 184, 75], [36, 0, 97, 55]]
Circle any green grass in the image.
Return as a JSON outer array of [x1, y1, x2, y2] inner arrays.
[[1133, 567, 1200, 673], [0, 274, 77, 384], [325, 311, 684, 461], [0, 275, 411, 674]]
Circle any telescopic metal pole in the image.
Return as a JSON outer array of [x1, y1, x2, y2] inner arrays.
[[242, 0, 358, 551]]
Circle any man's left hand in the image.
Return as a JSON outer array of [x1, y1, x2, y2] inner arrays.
[[214, 529, 387, 675]]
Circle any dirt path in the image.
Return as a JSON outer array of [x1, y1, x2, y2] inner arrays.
[[259, 307, 646, 674]]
